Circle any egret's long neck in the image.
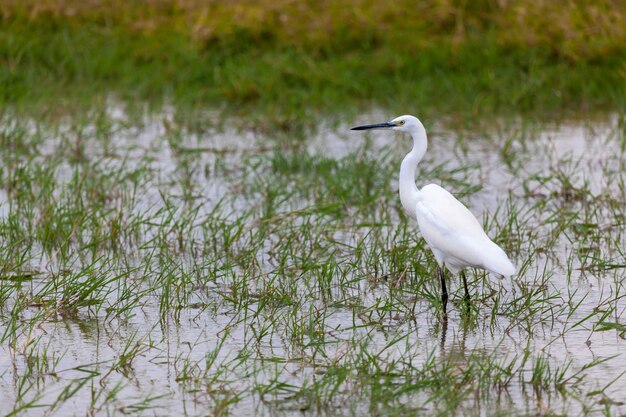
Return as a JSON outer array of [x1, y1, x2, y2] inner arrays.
[[399, 123, 427, 215]]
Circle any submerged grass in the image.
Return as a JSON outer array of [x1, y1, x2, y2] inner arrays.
[[1, 108, 626, 415]]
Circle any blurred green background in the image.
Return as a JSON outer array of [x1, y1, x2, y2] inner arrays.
[[1, 0, 625, 125]]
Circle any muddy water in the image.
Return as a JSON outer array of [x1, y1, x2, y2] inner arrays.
[[0, 110, 625, 416]]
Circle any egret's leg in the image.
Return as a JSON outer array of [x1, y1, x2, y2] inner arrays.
[[461, 270, 470, 302], [439, 267, 448, 307]]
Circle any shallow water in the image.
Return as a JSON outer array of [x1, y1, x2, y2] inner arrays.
[[0, 109, 625, 416]]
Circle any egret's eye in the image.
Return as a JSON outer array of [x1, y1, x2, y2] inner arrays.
[[397, 120, 405, 126]]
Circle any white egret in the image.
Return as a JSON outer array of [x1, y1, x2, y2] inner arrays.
[[351, 115, 515, 307]]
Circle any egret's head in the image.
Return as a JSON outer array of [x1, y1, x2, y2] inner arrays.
[[350, 115, 421, 133]]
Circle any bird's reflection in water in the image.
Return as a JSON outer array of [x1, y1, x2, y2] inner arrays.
[[439, 313, 448, 353], [437, 307, 474, 357]]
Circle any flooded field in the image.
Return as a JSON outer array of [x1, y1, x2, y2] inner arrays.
[[1, 107, 625, 416]]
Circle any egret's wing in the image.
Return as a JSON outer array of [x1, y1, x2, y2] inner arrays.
[[415, 184, 514, 275], [417, 184, 488, 241]]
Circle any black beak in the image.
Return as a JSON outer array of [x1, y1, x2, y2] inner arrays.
[[350, 122, 395, 131]]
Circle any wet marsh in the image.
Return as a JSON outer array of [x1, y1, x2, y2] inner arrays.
[[1, 107, 625, 415]]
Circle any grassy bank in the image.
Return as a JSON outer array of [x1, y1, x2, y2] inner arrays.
[[1, 0, 625, 124]]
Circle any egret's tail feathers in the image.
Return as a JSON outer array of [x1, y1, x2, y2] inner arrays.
[[483, 245, 516, 278], [490, 260, 516, 279]]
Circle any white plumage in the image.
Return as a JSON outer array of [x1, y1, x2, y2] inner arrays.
[[416, 184, 515, 276], [352, 115, 515, 307]]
